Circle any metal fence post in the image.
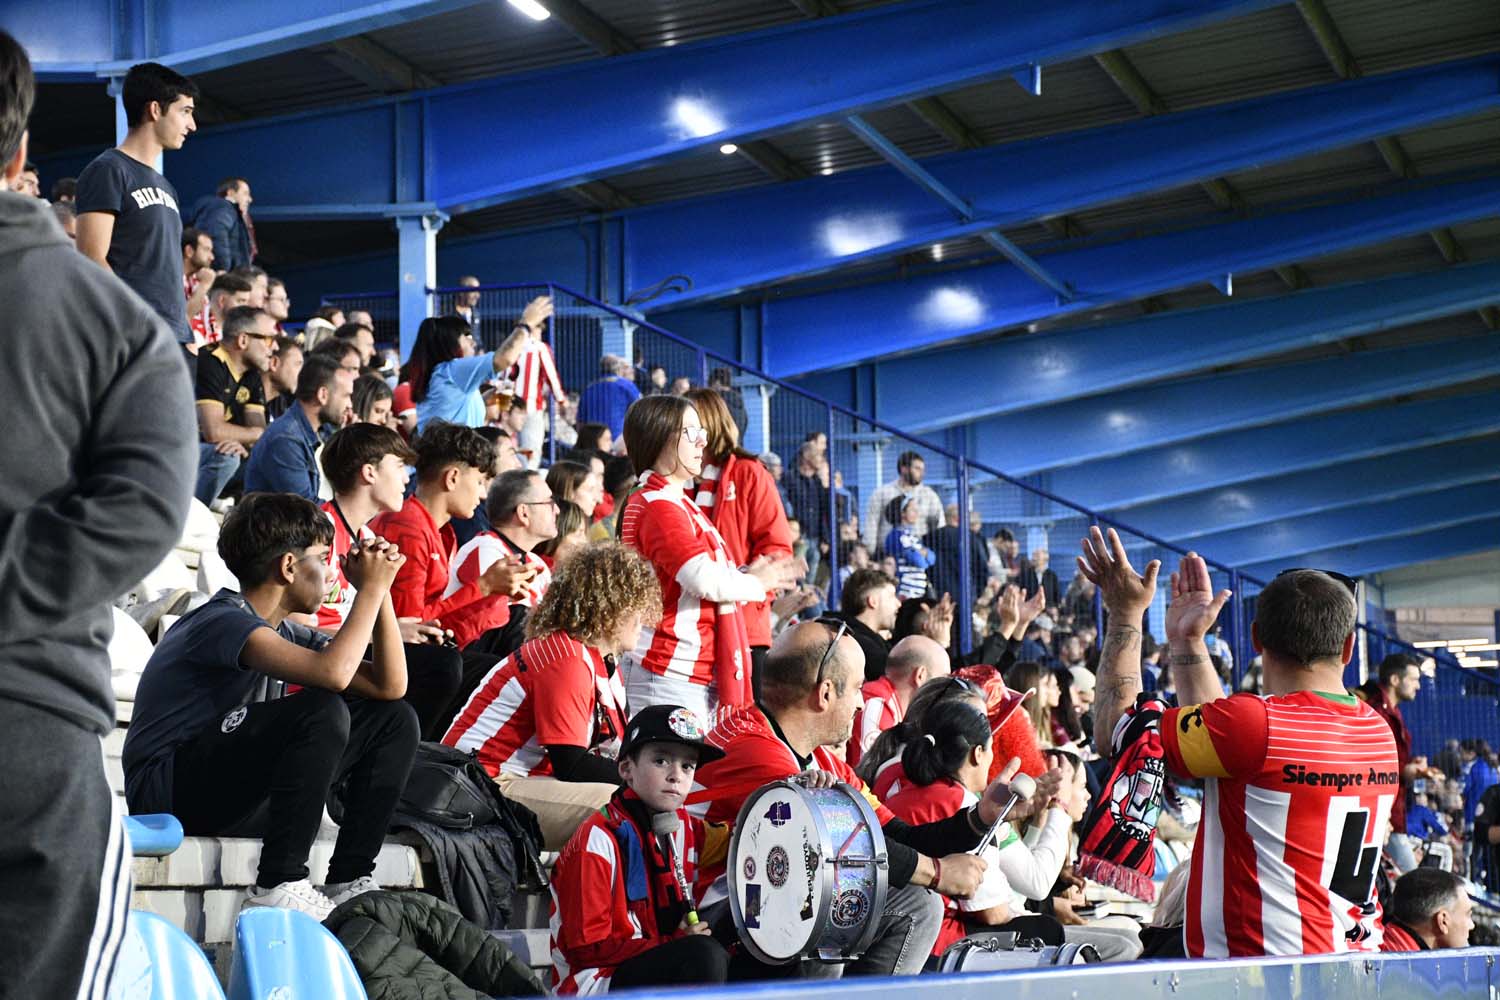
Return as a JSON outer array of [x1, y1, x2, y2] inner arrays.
[[957, 458, 973, 655], [545, 282, 559, 466], [1226, 570, 1244, 692], [825, 403, 839, 610]]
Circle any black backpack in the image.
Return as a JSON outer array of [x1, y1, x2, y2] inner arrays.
[[394, 742, 548, 889]]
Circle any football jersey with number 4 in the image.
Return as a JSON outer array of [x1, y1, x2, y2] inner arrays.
[[1161, 690, 1398, 958]]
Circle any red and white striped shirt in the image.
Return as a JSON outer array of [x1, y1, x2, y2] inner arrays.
[[509, 340, 563, 412], [1161, 690, 1399, 958], [620, 472, 762, 688], [184, 272, 216, 346], [846, 675, 903, 767], [441, 531, 551, 649], [316, 501, 375, 631], [443, 632, 625, 779]]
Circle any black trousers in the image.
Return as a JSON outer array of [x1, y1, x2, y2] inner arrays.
[[400, 641, 463, 740], [610, 934, 729, 990], [0, 699, 131, 1000], [170, 688, 418, 887]]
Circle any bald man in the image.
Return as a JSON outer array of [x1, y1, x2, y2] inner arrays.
[[689, 620, 1057, 979], [847, 634, 950, 766]]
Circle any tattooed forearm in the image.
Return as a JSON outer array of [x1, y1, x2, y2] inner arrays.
[[1093, 623, 1144, 751]]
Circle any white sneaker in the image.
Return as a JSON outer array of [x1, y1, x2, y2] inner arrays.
[[324, 875, 381, 908], [243, 878, 335, 921]]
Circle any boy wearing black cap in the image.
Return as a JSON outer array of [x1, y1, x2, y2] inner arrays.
[[548, 705, 731, 994]]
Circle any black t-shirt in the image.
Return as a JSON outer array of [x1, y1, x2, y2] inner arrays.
[[75, 148, 190, 342], [196, 346, 266, 434]]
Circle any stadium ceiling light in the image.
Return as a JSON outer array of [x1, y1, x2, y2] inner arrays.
[[932, 244, 944, 260], [719, 143, 739, 155], [507, 0, 551, 21]]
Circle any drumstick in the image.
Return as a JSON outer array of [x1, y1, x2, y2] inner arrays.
[[972, 773, 1037, 856], [652, 811, 699, 926]]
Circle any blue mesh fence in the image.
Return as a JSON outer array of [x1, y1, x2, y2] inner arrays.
[[323, 279, 1499, 755]]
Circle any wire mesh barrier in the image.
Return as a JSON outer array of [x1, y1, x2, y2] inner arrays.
[[319, 291, 400, 349], [322, 281, 1496, 755]]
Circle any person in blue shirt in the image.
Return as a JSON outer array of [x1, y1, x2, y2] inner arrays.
[[882, 495, 935, 600], [244, 354, 353, 499], [1406, 790, 1449, 841], [410, 296, 553, 431], [576, 354, 641, 440]]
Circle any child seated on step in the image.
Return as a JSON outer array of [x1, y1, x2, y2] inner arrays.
[[547, 705, 731, 994]]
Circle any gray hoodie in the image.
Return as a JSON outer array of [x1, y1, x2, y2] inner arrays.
[[0, 190, 196, 735]]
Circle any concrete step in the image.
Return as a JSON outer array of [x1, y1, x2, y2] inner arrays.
[[133, 836, 422, 891], [490, 928, 552, 973]]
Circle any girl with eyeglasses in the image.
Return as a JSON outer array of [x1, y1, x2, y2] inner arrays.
[[406, 296, 552, 432], [883, 699, 1082, 962], [617, 395, 800, 720]]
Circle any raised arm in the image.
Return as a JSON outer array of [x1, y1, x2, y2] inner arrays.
[[1077, 526, 1159, 751], [492, 296, 555, 372], [1163, 551, 1233, 709]]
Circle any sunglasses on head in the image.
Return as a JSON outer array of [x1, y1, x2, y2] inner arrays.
[[813, 616, 850, 688], [1276, 567, 1359, 598]]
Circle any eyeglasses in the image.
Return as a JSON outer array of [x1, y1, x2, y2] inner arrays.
[[521, 498, 559, 510], [1276, 567, 1359, 598], [813, 616, 849, 688], [681, 426, 708, 445]]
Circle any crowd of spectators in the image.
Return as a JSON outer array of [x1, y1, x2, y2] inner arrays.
[[5, 39, 1500, 1000]]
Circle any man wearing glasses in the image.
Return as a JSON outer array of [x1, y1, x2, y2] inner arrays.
[[689, 618, 1060, 978], [193, 305, 274, 505], [1084, 528, 1398, 958]]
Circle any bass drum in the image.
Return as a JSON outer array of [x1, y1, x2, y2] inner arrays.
[[728, 779, 888, 965], [938, 932, 1101, 972]]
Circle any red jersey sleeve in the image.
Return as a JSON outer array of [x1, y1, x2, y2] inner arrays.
[[374, 515, 433, 620], [532, 656, 596, 748], [634, 498, 716, 581], [1161, 693, 1269, 780]]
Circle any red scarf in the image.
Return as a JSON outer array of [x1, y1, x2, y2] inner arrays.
[[1077, 692, 1173, 902]]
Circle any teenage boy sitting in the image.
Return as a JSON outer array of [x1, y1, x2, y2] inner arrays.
[[122, 492, 419, 920], [318, 423, 463, 739], [549, 705, 731, 994], [372, 421, 534, 724]]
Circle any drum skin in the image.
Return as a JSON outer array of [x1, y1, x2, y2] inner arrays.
[[728, 780, 889, 964]]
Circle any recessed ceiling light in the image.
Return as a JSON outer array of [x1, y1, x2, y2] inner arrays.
[[719, 143, 739, 155], [820, 166, 834, 176], [931, 244, 944, 260], [506, 0, 551, 21]]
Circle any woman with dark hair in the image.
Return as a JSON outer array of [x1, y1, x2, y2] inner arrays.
[[1050, 664, 1084, 746], [546, 460, 604, 525], [858, 674, 986, 792], [409, 296, 552, 431], [618, 395, 798, 718], [351, 372, 394, 427], [1006, 660, 1061, 748], [682, 387, 796, 695], [534, 499, 589, 569], [884, 699, 1079, 961], [574, 421, 612, 455]]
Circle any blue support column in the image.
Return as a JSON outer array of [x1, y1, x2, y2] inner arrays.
[[395, 212, 443, 360]]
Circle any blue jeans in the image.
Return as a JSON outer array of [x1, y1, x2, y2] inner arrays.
[[196, 442, 241, 505]]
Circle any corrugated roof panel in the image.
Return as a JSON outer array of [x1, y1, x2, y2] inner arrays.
[[939, 58, 1140, 145], [365, 3, 599, 83], [1228, 144, 1394, 206], [584, 0, 806, 49], [1063, 185, 1219, 236], [1398, 111, 1500, 176], [447, 192, 591, 234], [609, 149, 779, 203], [1119, 4, 1337, 110], [195, 49, 385, 117], [1324, 0, 1500, 73]]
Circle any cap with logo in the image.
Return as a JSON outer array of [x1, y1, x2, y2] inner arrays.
[[619, 704, 726, 764]]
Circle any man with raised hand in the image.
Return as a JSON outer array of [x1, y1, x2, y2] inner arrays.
[[1083, 527, 1398, 957]]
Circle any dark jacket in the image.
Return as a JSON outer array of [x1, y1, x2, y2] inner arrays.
[[826, 612, 891, 682], [326, 890, 545, 999], [0, 192, 196, 734], [190, 195, 252, 271]]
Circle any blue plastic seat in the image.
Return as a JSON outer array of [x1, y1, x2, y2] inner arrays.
[[124, 814, 185, 857], [228, 907, 367, 1000], [108, 910, 226, 1000]]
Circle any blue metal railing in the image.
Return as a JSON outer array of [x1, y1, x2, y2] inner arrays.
[[324, 282, 1493, 758]]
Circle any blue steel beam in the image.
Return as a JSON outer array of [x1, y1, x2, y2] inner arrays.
[[1238, 518, 1500, 581], [1180, 481, 1500, 568], [876, 259, 1500, 433], [972, 336, 1500, 475], [424, 0, 1281, 212], [842, 113, 1074, 301], [1104, 435, 1500, 544], [1046, 390, 1500, 512], [762, 174, 1500, 377], [631, 57, 1500, 308]]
